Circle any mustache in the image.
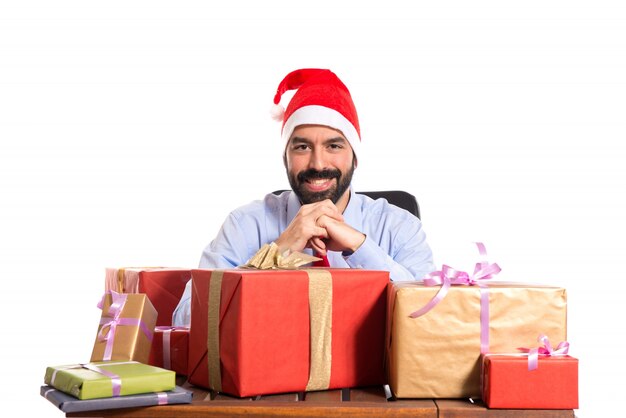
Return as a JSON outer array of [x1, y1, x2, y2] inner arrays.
[[297, 168, 341, 183]]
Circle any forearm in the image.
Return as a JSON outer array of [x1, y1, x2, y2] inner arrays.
[[344, 235, 434, 281]]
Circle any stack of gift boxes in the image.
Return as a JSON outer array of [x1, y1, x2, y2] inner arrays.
[[104, 268, 192, 376], [41, 268, 193, 413], [42, 248, 578, 413], [388, 246, 577, 409], [388, 281, 577, 408]]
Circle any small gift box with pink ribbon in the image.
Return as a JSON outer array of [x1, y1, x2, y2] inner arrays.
[[44, 360, 175, 400], [386, 243, 568, 399], [481, 334, 579, 409], [90, 291, 157, 364], [148, 326, 190, 376]]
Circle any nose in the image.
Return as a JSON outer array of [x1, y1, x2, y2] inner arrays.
[[308, 147, 327, 171]]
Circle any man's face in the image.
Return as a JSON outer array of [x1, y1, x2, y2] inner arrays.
[[285, 125, 356, 205]]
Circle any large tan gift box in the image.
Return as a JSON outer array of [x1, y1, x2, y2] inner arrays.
[[387, 282, 567, 398]]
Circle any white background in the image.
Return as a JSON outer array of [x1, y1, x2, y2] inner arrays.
[[1, 1, 624, 416]]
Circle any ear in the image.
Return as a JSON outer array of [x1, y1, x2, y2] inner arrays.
[[353, 152, 358, 168]]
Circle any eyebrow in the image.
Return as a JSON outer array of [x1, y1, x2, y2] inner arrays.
[[289, 136, 348, 146]]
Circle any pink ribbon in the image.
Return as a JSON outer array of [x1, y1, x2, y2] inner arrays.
[[51, 361, 137, 397], [519, 334, 570, 371], [154, 326, 189, 369], [410, 242, 501, 353], [156, 392, 169, 405], [82, 363, 123, 397], [96, 291, 154, 361]]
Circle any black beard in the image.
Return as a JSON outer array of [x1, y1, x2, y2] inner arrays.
[[288, 164, 354, 205]]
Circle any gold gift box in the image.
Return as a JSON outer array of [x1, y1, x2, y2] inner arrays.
[[387, 282, 567, 399], [90, 293, 157, 364]]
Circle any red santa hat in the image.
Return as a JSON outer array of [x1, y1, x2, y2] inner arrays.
[[271, 69, 361, 159]]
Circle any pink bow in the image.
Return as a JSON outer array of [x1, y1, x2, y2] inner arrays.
[[519, 334, 570, 371], [97, 291, 128, 343], [410, 242, 501, 317], [96, 291, 153, 361], [410, 243, 501, 354]]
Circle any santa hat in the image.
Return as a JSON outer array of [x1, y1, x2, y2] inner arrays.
[[271, 69, 361, 158]]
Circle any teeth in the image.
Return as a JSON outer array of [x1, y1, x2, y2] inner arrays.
[[310, 179, 328, 185]]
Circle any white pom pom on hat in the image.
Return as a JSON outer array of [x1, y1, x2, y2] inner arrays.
[[269, 103, 285, 122], [271, 68, 361, 159]]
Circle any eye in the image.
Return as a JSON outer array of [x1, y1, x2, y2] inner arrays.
[[328, 143, 344, 150], [292, 144, 310, 151]]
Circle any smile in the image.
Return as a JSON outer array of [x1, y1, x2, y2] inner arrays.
[[305, 178, 335, 191]]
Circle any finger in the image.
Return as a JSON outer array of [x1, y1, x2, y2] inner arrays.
[[311, 225, 329, 239], [309, 239, 327, 256], [315, 214, 338, 229], [310, 236, 327, 251], [313, 204, 343, 222], [302, 200, 343, 220]]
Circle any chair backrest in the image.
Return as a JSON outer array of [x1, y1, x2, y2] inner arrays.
[[271, 190, 420, 219]]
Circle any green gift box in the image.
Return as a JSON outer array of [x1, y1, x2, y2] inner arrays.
[[44, 361, 175, 400]]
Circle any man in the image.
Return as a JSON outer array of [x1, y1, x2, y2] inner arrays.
[[172, 68, 434, 326]]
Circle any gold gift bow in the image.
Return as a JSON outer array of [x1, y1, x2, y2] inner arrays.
[[243, 242, 320, 269], [206, 244, 333, 393]]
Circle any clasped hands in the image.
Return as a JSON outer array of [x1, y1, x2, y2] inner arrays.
[[274, 199, 366, 257]]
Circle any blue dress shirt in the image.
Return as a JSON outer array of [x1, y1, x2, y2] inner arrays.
[[172, 188, 434, 326]]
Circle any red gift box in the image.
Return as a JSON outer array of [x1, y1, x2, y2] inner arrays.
[[148, 327, 190, 376], [187, 268, 389, 397], [105, 268, 191, 326], [482, 354, 579, 409]]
